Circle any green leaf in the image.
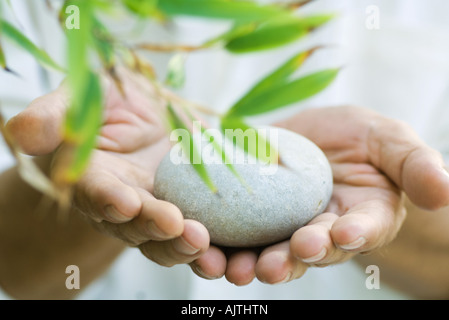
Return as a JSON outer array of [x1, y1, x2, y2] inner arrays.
[[227, 68, 339, 117], [226, 19, 306, 53], [64, 71, 103, 141], [157, 0, 290, 22], [225, 14, 334, 53], [0, 4, 10, 72], [0, 5, 4, 70], [203, 22, 257, 48], [178, 104, 250, 192], [220, 116, 279, 167], [229, 47, 319, 114], [193, 119, 251, 192], [122, 0, 164, 19], [166, 104, 218, 193], [62, 1, 103, 182], [165, 54, 186, 89], [64, 1, 92, 105], [91, 17, 115, 68], [63, 72, 103, 182], [0, 19, 65, 72], [0, 43, 6, 69]]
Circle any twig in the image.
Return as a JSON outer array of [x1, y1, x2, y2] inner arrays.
[[135, 43, 207, 53], [163, 91, 223, 117]]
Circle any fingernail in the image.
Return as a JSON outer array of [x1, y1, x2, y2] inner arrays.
[[173, 236, 200, 255], [339, 236, 366, 251], [191, 263, 219, 280], [104, 205, 131, 223], [147, 221, 169, 240], [302, 247, 327, 264]]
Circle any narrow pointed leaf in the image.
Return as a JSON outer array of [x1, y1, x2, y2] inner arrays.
[[179, 105, 250, 191], [228, 47, 319, 116], [122, 0, 165, 19], [166, 104, 218, 193], [203, 22, 257, 48], [0, 43, 6, 69], [165, 54, 186, 89], [91, 17, 115, 68], [65, 0, 91, 113], [64, 72, 103, 143], [123, 0, 157, 15], [89, 16, 124, 94], [59, 1, 103, 184], [0, 5, 3, 70], [157, 0, 290, 22], [220, 116, 279, 167], [63, 72, 103, 182], [226, 20, 306, 53], [225, 14, 334, 53], [0, 19, 65, 72], [191, 117, 250, 192], [0, 42, 18, 74], [227, 68, 339, 117]]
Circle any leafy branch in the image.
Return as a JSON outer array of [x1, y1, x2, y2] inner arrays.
[[0, 0, 339, 203]]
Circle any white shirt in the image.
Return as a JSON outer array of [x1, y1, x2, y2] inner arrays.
[[2, 0, 449, 300]]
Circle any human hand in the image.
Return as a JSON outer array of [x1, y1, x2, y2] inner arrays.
[[191, 106, 449, 285], [6, 70, 210, 267]]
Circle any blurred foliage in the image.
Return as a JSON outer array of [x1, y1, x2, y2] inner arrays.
[[0, 0, 338, 200]]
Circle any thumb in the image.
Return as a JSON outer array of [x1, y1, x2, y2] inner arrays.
[[370, 119, 449, 211], [5, 82, 69, 156]]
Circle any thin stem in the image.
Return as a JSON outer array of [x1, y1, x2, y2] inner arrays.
[[134, 43, 209, 53], [162, 90, 223, 117]]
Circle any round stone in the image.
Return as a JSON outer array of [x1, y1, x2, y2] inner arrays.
[[154, 126, 333, 247]]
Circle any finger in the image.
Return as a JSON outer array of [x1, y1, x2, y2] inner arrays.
[[74, 169, 142, 224], [190, 246, 227, 280], [98, 189, 184, 246], [331, 196, 406, 254], [133, 188, 184, 241], [98, 108, 166, 153], [225, 249, 258, 286], [255, 241, 308, 284], [369, 118, 449, 210], [5, 83, 69, 155], [139, 220, 209, 267], [290, 213, 353, 266]]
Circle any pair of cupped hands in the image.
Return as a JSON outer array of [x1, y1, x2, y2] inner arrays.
[[7, 70, 449, 285]]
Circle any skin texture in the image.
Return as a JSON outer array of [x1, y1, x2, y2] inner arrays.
[[2, 71, 449, 299]]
